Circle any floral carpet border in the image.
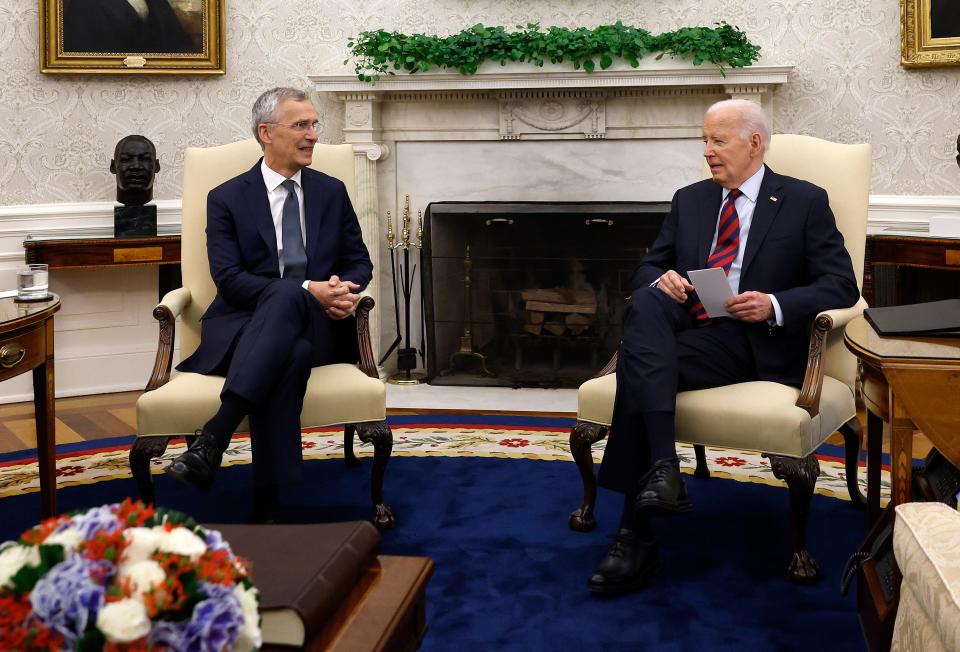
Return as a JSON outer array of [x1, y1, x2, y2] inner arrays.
[[0, 422, 889, 503]]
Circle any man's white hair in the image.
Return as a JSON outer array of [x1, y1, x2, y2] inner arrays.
[[705, 99, 771, 153], [251, 87, 310, 146]]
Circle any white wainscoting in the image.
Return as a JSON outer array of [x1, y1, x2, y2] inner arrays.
[[0, 194, 955, 402]]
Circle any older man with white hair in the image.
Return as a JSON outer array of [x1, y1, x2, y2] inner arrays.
[[588, 99, 860, 595]]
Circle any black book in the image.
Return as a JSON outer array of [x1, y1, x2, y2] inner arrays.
[[864, 299, 960, 337]]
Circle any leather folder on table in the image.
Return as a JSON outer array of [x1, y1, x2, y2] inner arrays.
[[864, 299, 960, 337]]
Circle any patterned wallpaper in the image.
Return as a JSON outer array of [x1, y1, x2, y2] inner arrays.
[[1, 0, 960, 206]]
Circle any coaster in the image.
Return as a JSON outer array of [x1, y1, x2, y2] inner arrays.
[[13, 294, 53, 303]]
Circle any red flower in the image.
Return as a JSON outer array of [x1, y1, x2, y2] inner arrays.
[[55, 465, 86, 477], [0, 596, 65, 651], [499, 438, 530, 448], [715, 456, 747, 467]]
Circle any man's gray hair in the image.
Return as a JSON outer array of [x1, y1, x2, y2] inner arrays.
[[251, 87, 309, 146], [706, 99, 771, 153]]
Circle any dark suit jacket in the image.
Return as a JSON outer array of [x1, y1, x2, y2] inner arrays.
[[63, 0, 198, 53], [631, 166, 859, 386], [177, 161, 373, 375]]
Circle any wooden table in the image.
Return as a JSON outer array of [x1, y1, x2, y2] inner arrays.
[[864, 233, 960, 307], [23, 234, 180, 269], [844, 316, 960, 512], [0, 294, 60, 517]]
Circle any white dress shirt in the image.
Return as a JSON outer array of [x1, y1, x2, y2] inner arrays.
[[711, 165, 783, 325], [260, 160, 308, 282]]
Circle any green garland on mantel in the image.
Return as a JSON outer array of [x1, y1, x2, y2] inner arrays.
[[346, 21, 761, 82]]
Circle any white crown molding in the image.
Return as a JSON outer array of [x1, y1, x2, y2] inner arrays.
[[312, 61, 794, 94], [867, 194, 960, 235]]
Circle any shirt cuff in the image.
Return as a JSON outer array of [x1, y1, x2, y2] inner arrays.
[[302, 280, 311, 291], [768, 294, 784, 327]]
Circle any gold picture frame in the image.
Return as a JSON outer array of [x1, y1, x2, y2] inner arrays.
[[901, 0, 960, 67], [40, 0, 225, 75]]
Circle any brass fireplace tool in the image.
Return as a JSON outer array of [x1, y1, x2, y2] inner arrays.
[[440, 244, 494, 377], [384, 195, 426, 385]]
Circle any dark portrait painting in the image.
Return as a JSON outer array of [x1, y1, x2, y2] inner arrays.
[[931, 0, 960, 39], [42, 0, 223, 73], [62, 0, 202, 54]]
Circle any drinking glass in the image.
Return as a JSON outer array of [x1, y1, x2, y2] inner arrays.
[[16, 264, 49, 301]]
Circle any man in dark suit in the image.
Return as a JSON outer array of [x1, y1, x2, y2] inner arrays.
[[587, 99, 860, 595], [63, 0, 198, 54], [166, 87, 372, 507]]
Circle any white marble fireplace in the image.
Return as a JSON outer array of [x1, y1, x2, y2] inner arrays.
[[311, 59, 792, 371]]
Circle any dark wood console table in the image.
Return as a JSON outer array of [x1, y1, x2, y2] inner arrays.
[[864, 233, 960, 306], [23, 234, 180, 269], [0, 295, 60, 518]]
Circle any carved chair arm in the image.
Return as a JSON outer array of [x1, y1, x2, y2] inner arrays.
[[795, 296, 867, 418], [145, 287, 193, 392], [354, 296, 379, 379]]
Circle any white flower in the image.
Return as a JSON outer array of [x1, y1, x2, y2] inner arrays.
[[119, 559, 166, 598], [233, 584, 262, 652], [122, 527, 164, 564], [96, 598, 151, 643], [157, 527, 207, 560], [43, 528, 84, 552], [0, 542, 41, 590]]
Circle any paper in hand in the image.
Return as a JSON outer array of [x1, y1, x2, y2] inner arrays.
[[687, 268, 734, 318]]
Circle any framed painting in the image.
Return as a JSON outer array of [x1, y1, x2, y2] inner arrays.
[[40, 0, 225, 74], [902, 0, 960, 67]]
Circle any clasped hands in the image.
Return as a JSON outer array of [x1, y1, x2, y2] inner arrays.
[[307, 275, 361, 320], [656, 270, 773, 323]]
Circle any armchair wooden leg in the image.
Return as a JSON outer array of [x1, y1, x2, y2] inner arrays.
[[343, 423, 361, 467], [693, 444, 710, 479], [355, 420, 395, 530], [129, 436, 172, 505], [839, 416, 866, 509], [865, 410, 884, 525], [765, 452, 820, 584], [568, 420, 609, 532]]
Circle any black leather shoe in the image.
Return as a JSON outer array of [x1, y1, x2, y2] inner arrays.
[[635, 457, 692, 515], [587, 528, 659, 596], [165, 430, 224, 490]]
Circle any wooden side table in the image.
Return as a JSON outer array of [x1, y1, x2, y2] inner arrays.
[[843, 315, 960, 513], [0, 295, 60, 517], [863, 233, 960, 306]]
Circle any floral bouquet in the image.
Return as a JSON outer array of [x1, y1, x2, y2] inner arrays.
[[0, 499, 261, 651]]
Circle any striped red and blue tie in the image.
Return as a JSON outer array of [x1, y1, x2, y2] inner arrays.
[[690, 188, 741, 323]]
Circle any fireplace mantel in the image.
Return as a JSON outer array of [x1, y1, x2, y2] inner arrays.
[[310, 61, 793, 368]]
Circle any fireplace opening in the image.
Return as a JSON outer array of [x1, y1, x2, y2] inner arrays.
[[422, 201, 669, 388]]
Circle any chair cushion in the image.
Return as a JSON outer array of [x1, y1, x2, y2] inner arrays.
[[577, 375, 856, 458], [137, 364, 385, 436], [892, 503, 960, 652]]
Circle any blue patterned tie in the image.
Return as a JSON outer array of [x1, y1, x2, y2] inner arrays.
[[280, 179, 307, 280]]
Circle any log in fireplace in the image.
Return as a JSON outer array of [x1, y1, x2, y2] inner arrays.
[[422, 201, 669, 388]]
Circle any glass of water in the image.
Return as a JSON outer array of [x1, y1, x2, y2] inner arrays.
[[16, 264, 49, 301]]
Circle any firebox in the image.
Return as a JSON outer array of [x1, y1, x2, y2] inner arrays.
[[422, 201, 669, 388]]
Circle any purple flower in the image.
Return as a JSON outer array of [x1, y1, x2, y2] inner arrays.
[[203, 528, 230, 553], [56, 504, 122, 539], [149, 582, 244, 652], [29, 557, 111, 645]]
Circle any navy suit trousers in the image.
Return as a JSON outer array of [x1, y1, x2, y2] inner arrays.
[[597, 288, 761, 494]]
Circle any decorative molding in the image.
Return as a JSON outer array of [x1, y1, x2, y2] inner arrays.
[[353, 143, 391, 161], [311, 62, 793, 93], [499, 96, 605, 139]]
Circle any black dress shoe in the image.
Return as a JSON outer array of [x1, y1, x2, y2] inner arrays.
[[165, 430, 224, 490], [587, 528, 659, 596], [635, 457, 692, 515]]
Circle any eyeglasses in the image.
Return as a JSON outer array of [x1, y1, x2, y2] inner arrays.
[[267, 120, 320, 132]]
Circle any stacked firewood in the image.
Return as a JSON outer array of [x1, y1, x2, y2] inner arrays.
[[521, 288, 596, 336]]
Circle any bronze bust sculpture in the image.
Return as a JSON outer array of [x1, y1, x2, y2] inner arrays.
[[111, 135, 160, 236]]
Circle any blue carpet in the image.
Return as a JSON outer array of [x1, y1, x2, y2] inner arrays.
[[1, 445, 867, 651]]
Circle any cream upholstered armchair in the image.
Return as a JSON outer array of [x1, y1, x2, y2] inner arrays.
[[568, 135, 871, 583], [130, 139, 395, 528]]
